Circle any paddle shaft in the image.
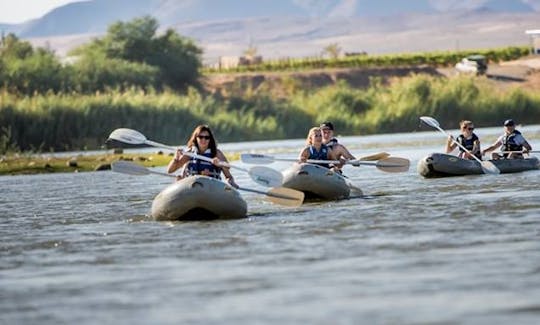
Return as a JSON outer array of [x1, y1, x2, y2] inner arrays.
[[111, 161, 300, 203], [499, 150, 539, 154], [145, 140, 248, 172]]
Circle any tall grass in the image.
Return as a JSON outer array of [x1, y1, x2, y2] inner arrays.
[[2, 74, 540, 153]]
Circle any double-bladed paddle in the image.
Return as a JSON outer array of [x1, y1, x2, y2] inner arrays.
[[420, 116, 500, 175], [359, 152, 391, 161], [111, 161, 304, 207], [240, 153, 410, 173], [107, 128, 283, 187]]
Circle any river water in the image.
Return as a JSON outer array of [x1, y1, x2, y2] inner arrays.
[[2, 125, 540, 324]]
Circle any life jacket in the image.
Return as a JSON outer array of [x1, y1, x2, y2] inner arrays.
[[502, 130, 523, 152], [185, 148, 222, 179], [307, 144, 330, 169], [325, 138, 339, 150], [457, 133, 481, 159]]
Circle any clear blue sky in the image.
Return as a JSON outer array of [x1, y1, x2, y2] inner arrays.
[[0, 0, 81, 24]]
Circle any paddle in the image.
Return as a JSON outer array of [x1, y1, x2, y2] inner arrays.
[[240, 153, 410, 173], [111, 161, 304, 207], [499, 150, 539, 154], [359, 152, 391, 161], [107, 128, 283, 187], [420, 116, 500, 175]]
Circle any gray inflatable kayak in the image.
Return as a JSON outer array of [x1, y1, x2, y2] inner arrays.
[[418, 152, 540, 178], [151, 175, 247, 221], [282, 163, 351, 200]]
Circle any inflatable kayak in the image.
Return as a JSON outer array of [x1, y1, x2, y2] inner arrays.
[[417, 152, 540, 178], [151, 175, 247, 221], [281, 163, 351, 200]]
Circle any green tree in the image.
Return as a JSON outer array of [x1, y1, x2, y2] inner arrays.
[[72, 16, 203, 90], [0, 34, 64, 94]]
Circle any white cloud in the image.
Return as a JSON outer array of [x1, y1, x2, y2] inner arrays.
[[328, 0, 356, 18], [428, 0, 488, 11], [522, 0, 540, 10]]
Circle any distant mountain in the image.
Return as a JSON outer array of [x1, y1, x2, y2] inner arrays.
[[1, 0, 538, 38]]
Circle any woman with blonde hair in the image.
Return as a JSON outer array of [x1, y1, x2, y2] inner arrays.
[[298, 127, 341, 169], [446, 120, 481, 160]]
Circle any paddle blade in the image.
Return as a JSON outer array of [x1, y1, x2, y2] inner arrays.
[[241, 153, 275, 164], [481, 161, 500, 175], [359, 152, 390, 161], [248, 166, 283, 187], [376, 157, 410, 173], [111, 160, 150, 176], [420, 116, 440, 128], [108, 128, 147, 145], [266, 187, 304, 207]]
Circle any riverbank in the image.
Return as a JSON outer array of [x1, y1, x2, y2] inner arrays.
[[0, 151, 245, 176], [0, 151, 172, 176]]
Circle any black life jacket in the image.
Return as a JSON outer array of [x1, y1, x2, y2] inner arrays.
[[325, 138, 338, 150], [457, 133, 481, 159], [502, 130, 523, 152]]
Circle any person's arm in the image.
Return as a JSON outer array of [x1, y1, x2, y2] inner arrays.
[[167, 148, 189, 173], [446, 135, 457, 153], [337, 144, 355, 160], [482, 139, 502, 155], [516, 134, 533, 152], [216, 150, 238, 188], [472, 139, 481, 155], [299, 148, 309, 163]]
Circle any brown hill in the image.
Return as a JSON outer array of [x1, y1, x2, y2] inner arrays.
[[204, 58, 540, 98]]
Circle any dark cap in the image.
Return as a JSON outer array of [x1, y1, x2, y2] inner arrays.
[[503, 119, 515, 126], [320, 121, 334, 130]]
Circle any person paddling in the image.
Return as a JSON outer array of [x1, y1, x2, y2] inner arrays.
[[320, 121, 356, 161], [167, 124, 239, 188], [446, 120, 482, 160], [482, 119, 532, 159], [298, 127, 342, 171]]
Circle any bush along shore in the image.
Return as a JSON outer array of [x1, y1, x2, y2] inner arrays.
[[2, 73, 540, 155]]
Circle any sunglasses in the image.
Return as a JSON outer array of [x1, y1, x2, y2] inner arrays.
[[197, 135, 211, 140], [466, 127, 474, 130]]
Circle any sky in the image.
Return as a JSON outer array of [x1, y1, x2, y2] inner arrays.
[[0, 0, 81, 24]]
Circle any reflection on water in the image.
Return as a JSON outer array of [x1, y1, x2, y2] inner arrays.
[[1, 126, 540, 324]]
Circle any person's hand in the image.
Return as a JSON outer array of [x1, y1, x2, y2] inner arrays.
[[212, 157, 222, 166], [174, 148, 183, 161], [447, 135, 454, 144], [335, 157, 346, 168], [227, 177, 239, 189]]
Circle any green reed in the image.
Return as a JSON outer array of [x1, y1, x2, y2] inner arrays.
[[2, 74, 539, 153]]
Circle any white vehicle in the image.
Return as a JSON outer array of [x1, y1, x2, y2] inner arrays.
[[455, 55, 487, 75]]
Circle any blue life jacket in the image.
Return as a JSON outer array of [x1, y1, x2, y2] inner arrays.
[[307, 144, 330, 169], [502, 130, 523, 152], [457, 133, 481, 159], [186, 148, 222, 179]]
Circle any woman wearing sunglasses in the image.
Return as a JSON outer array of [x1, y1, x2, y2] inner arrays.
[[167, 124, 238, 188], [446, 120, 482, 160]]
